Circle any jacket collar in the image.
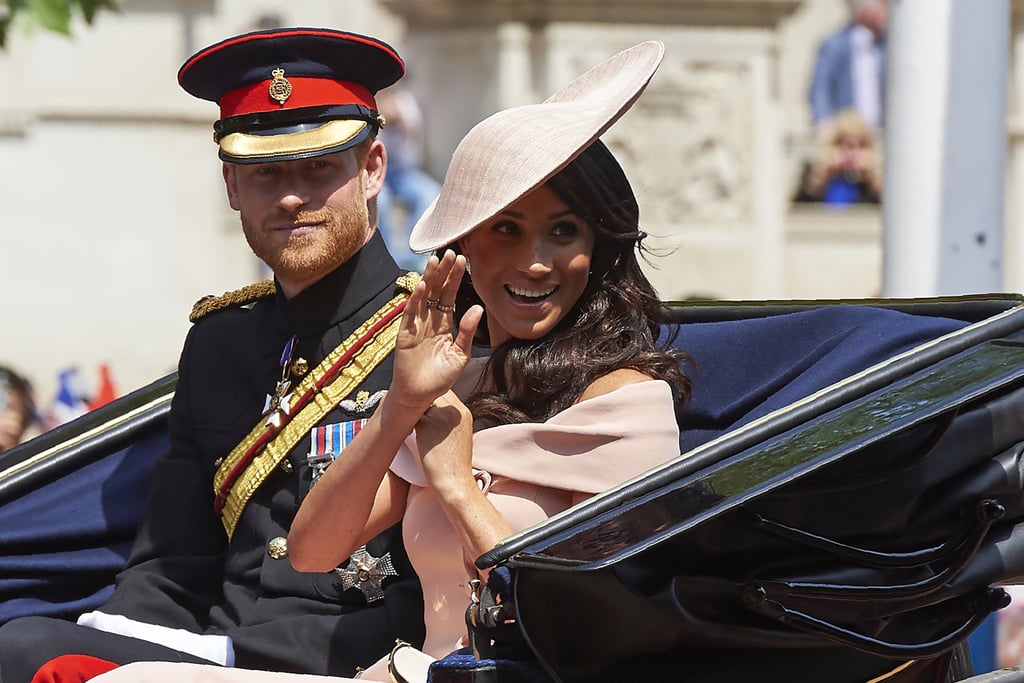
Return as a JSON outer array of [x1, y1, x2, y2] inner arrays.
[[277, 230, 402, 339]]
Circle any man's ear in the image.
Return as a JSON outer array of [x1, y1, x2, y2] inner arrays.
[[223, 163, 241, 211], [363, 139, 386, 201]]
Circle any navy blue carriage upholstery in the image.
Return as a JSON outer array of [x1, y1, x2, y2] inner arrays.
[[0, 376, 174, 624], [668, 300, 977, 452]]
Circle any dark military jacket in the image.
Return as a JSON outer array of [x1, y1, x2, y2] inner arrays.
[[100, 232, 425, 675]]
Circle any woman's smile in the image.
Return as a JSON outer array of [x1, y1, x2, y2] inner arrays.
[[504, 283, 559, 305]]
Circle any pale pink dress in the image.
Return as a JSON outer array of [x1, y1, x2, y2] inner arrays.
[[92, 375, 680, 683]]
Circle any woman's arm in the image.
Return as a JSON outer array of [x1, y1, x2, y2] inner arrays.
[[288, 394, 418, 572], [289, 252, 482, 573], [418, 369, 655, 572], [415, 391, 514, 567]]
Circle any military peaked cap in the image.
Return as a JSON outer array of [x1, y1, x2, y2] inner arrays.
[[178, 27, 405, 164]]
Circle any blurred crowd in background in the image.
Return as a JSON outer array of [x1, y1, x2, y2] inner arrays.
[[0, 363, 118, 454], [795, 0, 886, 206]]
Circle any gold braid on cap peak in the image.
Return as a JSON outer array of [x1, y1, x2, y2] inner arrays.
[[189, 280, 277, 323]]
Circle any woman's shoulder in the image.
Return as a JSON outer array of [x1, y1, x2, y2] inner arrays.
[[471, 373, 677, 495], [576, 368, 654, 404]]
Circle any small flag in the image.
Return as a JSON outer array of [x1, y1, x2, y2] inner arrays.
[[44, 368, 90, 430], [87, 363, 118, 411]]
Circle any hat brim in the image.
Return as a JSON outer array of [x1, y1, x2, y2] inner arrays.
[[409, 41, 664, 253], [218, 119, 370, 164]]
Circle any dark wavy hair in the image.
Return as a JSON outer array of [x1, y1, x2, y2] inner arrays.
[[442, 139, 692, 426]]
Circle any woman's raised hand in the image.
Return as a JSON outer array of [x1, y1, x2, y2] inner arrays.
[[392, 251, 483, 412]]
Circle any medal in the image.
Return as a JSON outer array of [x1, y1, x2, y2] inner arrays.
[[336, 545, 398, 603], [263, 335, 298, 429], [306, 418, 369, 485]]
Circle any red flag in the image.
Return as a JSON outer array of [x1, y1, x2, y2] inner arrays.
[[87, 363, 118, 411]]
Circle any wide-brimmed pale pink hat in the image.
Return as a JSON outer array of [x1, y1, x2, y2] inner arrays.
[[408, 40, 665, 253]]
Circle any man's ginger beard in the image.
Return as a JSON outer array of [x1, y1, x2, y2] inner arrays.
[[243, 186, 370, 285]]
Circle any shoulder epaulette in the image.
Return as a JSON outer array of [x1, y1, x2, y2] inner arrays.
[[189, 280, 276, 323], [396, 271, 421, 294]]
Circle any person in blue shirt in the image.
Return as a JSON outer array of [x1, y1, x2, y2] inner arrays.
[[809, 0, 888, 131]]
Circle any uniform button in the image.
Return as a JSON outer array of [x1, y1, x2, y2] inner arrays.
[[267, 536, 289, 559], [279, 459, 293, 474]]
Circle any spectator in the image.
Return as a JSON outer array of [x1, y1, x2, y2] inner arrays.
[[809, 0, 888, 131], [0, 365, 36, 453], [794, 109, 882, 205], [376, 88, 442, 272]]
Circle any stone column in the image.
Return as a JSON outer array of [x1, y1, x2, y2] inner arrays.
[[382, 0, 802, 300], [883, 0, 1009, 297], [1008, 0, 1024, 294]]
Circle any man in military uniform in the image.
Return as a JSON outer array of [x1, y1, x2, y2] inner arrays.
[[0, 27, 425, 681]]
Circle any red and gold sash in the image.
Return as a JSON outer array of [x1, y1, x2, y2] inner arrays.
[[213, 274, 418, 539]]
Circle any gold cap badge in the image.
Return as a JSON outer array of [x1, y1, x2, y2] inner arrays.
[[269, 67, 292, 106]]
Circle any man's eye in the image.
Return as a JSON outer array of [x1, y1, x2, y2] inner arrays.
[[310, 157, 339, 171]]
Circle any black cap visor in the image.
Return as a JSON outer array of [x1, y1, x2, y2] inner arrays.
[[216, 105, 380, 164]]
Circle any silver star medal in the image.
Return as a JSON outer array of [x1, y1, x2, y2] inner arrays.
[[335, 545, 397, 603]]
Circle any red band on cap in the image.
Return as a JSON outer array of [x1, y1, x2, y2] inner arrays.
[[219, 77, 376, 118]]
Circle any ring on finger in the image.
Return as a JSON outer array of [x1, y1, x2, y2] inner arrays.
[[426, 298, 455, 313]]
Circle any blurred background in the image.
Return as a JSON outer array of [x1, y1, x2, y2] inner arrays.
[[0, 0, 1019, 433]]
